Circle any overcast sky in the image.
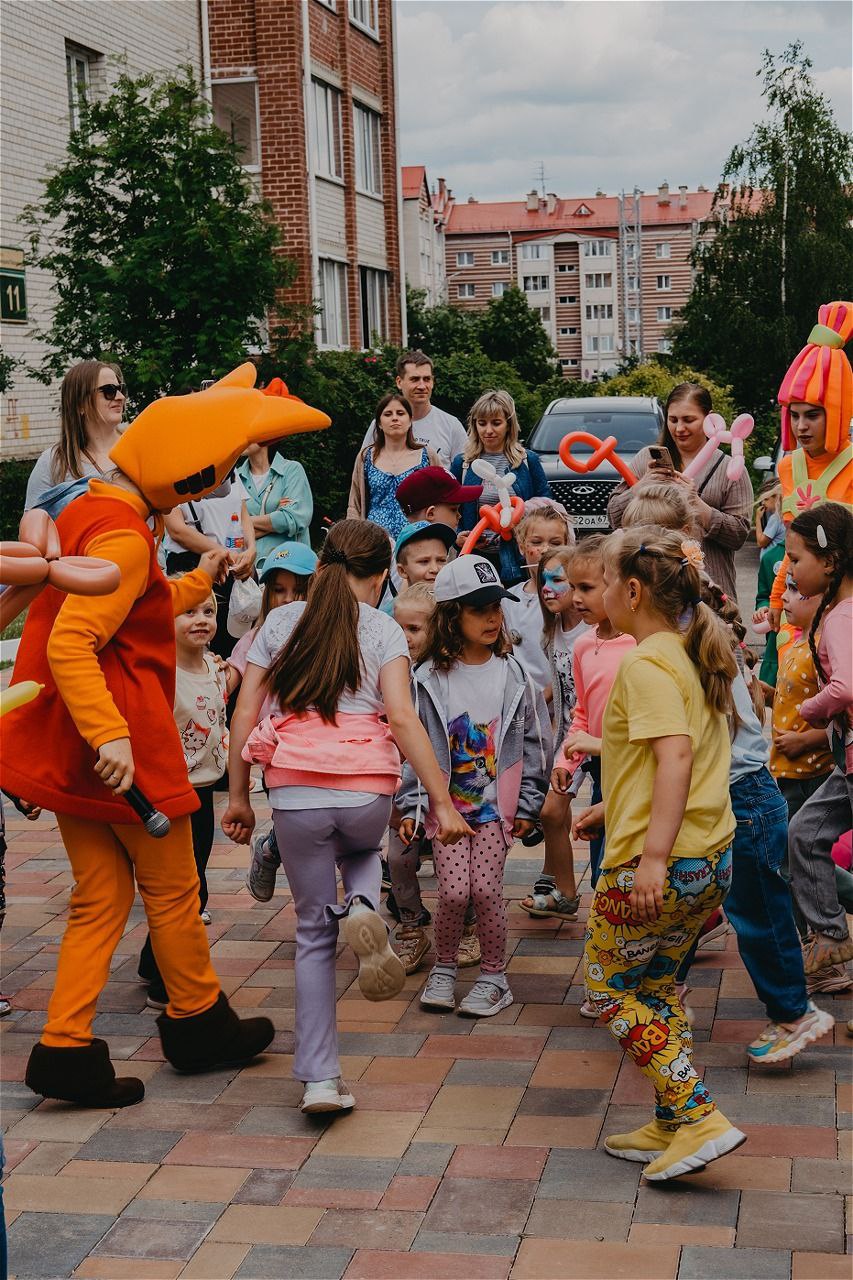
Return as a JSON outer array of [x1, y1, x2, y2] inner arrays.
[[396, 0, 852, 202]]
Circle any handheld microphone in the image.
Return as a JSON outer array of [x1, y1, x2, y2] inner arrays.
[[124, 784, 171, 838]]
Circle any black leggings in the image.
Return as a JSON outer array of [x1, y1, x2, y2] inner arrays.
[[138, 785, 215, 983]]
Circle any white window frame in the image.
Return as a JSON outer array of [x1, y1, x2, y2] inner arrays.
[[557, 295, 577, 305], [491, 281, 509, 298], [491, 249, 509, 265], [657, 306, 673, 322], [627, 274, 640, 292], [584, 272, 612, 289], [456, 251, 474, 267], [353, 102, 382, 196], [627, 305, 640, 324], [316, 0, 336, 8], [66, 45, 93, 133], [586, 334, 615, 354], [311, 79, 343, 180], [360, 266, 389, 343], [457, 282, 476, 299], [625, 242, 639, 260], [658, 338, 673, 354], [585, 303, 613, 320], [212, 77, 262, 172], [522, 274, 549, 292], [521, 243, 547, 260], [349, 0, 379, 37], [582, 239, 611, 257], [656, 274, 672, 291], [655, 242, 672, 259], [318, 258, 349, 350]]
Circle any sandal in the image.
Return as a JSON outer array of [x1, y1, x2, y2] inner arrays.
[[520, 875, 580, 921]]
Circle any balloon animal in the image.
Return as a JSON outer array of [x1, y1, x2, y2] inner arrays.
[[682, 413, 754, 483], [558, 432, 638, 487], [459, 457, 524, 556]]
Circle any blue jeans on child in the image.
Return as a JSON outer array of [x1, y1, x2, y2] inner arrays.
[[677, 766, 807, 1024], [587, 759, 604, 889]]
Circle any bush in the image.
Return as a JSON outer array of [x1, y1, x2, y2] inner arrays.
[[0, 458, 35, 540]]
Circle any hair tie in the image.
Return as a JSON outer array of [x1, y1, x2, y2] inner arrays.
[[816, 524, 828, 549], [324, 546, 348, 567]]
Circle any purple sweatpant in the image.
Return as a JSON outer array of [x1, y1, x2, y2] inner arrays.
[[272, 795, 391, 1083]]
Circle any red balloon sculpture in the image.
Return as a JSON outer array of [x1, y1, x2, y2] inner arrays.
[[558, 432, 638, 487], [0, 509, 121, 632]]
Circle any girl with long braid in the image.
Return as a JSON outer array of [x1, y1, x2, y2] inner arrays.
[[785, 503, 853, 976]]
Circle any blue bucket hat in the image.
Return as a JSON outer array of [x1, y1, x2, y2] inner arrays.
[[260, 542, 319, 582], [393, 520, 457, 562]]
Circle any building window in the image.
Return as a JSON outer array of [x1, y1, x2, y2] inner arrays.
[[558, 326, 578, 336], [657, 306, 673, 322], [354, 103, 382, 195], [626, 305, 640, 324], [66, 44, 94, 133], [523, 275, 549, 292], [557, 263, 577, 273], [457, 283, 476, 299], [349, 0, 379, 36], [521, 243, 547, 260], [318, 259, 349, 349], [627, 274, 640, 291], [557, 295, 577, 305], [536, 306, 551, 322], [656, 274, 672, 290], [585, 303, 613, 320], [658, 338, 673, 354], [491, 249, 509, 265], [316, 0, 337, 8], [212, 79, 261, 169], [584, 273, 612, 289], [456, 251, 474, 267], [311, 79, 343, 179], [560, 358, 580, 368], [586, 334, 615, 354], [491, 281, 509, 297], [655, 242, 671, 259], [583, 239, 611, 257], [625, 242, 639, 260], [360, 266, 388, 341]]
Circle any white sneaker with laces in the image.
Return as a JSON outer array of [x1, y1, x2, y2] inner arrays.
[[457, 978, 513, 1018], [420, 968, 457, 1011], [300, 1078, 356, 1113]]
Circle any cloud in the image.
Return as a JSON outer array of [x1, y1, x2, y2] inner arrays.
[[397, 0, 852, 200]]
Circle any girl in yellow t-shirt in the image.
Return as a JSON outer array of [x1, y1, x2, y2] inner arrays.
[[573, 526, 744, 1182]]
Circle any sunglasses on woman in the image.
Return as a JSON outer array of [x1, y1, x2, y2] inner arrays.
[[97, 383, 127, 402]]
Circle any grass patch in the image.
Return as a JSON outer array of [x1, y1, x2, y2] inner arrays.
[[1, 612, 26, 642]]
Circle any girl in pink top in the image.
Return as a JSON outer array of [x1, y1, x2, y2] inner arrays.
[[785, 503, 853, 977], [553, 536, 635, 891]]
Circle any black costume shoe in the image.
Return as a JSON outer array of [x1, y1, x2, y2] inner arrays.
[[25, 1039, 145, 1108], [157, 990, 274, 1073]]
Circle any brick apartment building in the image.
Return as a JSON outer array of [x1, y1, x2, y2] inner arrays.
[[442, 182, 715, 380], [401, 165, 447, 306], [1, 1, 202, 461], [208, 0, 405, 352]]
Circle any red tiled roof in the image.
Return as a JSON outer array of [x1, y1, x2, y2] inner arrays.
[[445, 191, 716, 234], [402, 165, 427, 200]]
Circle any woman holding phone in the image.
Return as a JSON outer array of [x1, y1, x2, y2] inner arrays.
[[607, 383, 753, 601]]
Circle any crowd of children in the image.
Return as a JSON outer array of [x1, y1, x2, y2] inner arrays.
[[5, 309, 852, 1188]]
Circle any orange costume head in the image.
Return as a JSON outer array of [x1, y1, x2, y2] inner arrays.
[[109, 364, 330, 510], [778, 301, 853, 453]]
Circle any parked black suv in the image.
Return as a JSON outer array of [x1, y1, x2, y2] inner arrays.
[[528, 396, 664, 531]]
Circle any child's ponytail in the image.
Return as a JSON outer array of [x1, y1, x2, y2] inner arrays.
[[790, 502, 853, 685], [607, 526, 736, 716], [266, 519, 391, 722]]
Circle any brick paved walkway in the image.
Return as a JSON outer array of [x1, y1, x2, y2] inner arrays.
[[2, 797, 851, 1280]]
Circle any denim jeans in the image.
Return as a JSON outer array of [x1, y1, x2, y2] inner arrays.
[[587, 759, 605, 889], [679, 767, 807, 1024]]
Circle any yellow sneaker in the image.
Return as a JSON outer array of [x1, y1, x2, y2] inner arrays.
[[604, 1120, 675, 1164], [642, 1110, 746, 1181]]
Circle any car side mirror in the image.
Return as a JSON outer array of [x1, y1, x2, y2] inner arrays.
[[752, 456, 772, 473]]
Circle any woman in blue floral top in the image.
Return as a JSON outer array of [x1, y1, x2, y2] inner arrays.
[[347, 393, 442, 540]]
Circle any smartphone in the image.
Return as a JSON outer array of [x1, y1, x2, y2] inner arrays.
[[648, 445, 674, 470]]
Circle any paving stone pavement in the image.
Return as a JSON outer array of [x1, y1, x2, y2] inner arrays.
[[1, 798, 851, 1280]]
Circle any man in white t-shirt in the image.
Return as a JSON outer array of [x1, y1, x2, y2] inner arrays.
[[360, 350, 467, 466]]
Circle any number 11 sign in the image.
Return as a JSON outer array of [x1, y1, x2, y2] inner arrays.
[[1, 270, 27, 324]]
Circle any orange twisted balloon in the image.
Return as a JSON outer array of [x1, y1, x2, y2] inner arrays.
[[459, 496, 525, 556], [0, 509, 121, 632], [558, 431, 638, 487]]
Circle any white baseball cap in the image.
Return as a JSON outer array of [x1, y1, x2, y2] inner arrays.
[[433, 555, 518, 606]]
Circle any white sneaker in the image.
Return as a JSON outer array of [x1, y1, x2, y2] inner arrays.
[[200, 909, 211, 925], [300, 1078, 356, 1113], [342, 901, 405, 1002], [457, 978, 514, 1018], [420, 967, 457, 1011]]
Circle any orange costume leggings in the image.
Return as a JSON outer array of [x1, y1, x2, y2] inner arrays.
[[42, 814, 221, 1048]]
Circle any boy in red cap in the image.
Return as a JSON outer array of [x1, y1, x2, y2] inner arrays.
[[396, 466, 482, 531]]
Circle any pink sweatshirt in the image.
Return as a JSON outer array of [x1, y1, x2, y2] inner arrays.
[[562, 628, 636, 746], [800, 597, 853, 774]]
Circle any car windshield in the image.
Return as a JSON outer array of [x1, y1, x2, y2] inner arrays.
[[530, 410, 660, 455]]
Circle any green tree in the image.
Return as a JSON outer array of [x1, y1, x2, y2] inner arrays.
[[673, 42, 853, 417], [405, 286, 479, 359], [23, 66, 296, 410], [475, 286, 557, 384]]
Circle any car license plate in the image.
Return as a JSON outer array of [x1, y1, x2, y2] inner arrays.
[[573, 514, 609, 528]]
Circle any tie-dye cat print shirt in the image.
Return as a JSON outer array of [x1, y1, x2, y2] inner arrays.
[[437, 656, 508, 824]]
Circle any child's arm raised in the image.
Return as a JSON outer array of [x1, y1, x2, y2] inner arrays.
[[630, 734, 692, 923], [381, 657, 473, 846]]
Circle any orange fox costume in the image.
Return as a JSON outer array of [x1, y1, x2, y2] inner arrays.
[[1, 366, 329, 1106], [771, 302, 853, 611]]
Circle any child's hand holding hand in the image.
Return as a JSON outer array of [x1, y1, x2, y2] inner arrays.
[[562, 730, 600, 759], [222, 801, 255, 844], [752, 606, 769, 626], [512, 818, 536, 840], [199, 547, 231, 584], [551, 765, 571, 794], [773, 729, 815, 758], [572, 802, 604, 842], [630, 856, 666, 923]]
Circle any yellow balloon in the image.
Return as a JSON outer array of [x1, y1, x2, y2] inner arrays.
[[0, 680, 43, 717]]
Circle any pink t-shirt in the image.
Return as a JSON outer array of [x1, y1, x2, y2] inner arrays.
[[800, 597, 853, 774], [563, 628, 636, 743]]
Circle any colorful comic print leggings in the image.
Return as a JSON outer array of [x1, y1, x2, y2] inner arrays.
[[584, 844, 732, 1131], [433, 820, 508, 973]]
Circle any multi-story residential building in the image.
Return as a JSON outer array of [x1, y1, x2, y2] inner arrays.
[[443, 183, 714, 380], [1, 1, 203, 461], [401, 165, 447, 306], [208, 0, 405, 354]]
